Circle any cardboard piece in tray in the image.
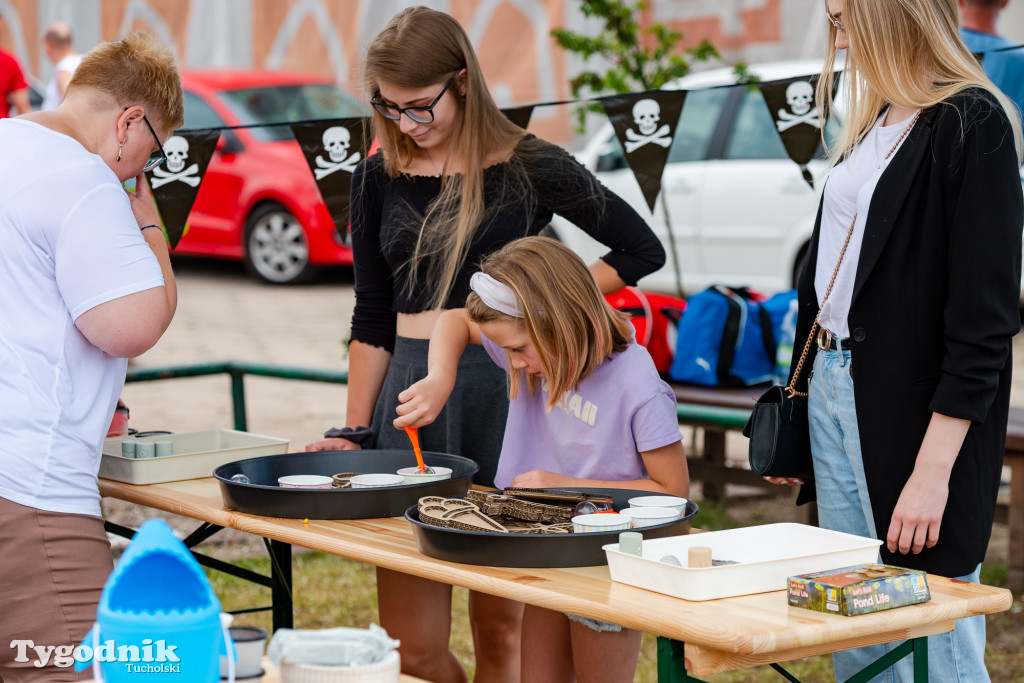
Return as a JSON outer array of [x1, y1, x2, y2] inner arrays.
[[503, 487, 613, 504], [787, 563, 930, 616]]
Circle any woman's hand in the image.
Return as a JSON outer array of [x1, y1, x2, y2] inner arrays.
[[763, 476, 804, 486], [885, 413, 966, 554], [510, 470, 577, 489], [304, 437, 362, 452], [393, 374, 453, 430], [887, 467, 949, 555], [125, 172, 162, 228]]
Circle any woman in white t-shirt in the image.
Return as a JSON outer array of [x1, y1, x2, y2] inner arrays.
[[770, 2, 1022, 681], [0, 33, 182, 680]]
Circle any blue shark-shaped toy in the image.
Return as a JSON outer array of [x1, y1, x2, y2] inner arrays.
[[75, 519, 235, 681]]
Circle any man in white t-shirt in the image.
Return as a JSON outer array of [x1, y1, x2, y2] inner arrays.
[[40, 21, 81, 110]]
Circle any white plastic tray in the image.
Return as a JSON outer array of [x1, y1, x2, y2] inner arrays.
[[603, 523, 882, 601], [101, 429, 290, 485]]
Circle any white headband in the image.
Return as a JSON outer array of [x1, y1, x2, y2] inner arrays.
[[469, 272, 523, 318]]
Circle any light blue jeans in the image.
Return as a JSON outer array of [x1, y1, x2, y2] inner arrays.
[[808, 348, 989, 683]]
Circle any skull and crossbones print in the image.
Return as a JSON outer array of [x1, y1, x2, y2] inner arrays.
[[314, 126, 361, 179], [150, 136, 202, 188], [776, 81, 821, 132], [624, 99, 673, 153]]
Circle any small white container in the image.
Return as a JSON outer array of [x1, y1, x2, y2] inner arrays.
[[571, 513, 631, 533], [350, 473, 406, 488], [396, 466, 453, 484], [621, 506, 679, 527], [603, 523, 882, 601], [627, 495, 689, 514], [278, 475, 334, 489], [221, 625, 267, 679]]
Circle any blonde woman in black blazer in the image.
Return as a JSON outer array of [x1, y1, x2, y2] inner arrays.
[[768, 1, 1023, 680]]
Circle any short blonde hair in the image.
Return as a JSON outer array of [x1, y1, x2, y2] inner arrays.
[[819, 0, 1022, 162], [68, 32, 184, 131], [466, 237, 633, 411]]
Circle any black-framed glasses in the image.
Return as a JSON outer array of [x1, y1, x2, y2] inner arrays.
[[125, 106, 167, 172], [371, 72, 458, 124]]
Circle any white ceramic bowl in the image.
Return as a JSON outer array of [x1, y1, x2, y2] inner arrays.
[[350, 473, 406, 488], [397, 466, 453, 484], [627, 495, 689, 514], [571, 513, 632, 533], [277, 475, 333, 489], [621, 506, 680, 528]]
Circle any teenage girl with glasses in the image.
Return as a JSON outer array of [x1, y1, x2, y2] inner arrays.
[[768, 1, 1022, 680], [303, 7, 665, 682], [395, 236, 689, 683]]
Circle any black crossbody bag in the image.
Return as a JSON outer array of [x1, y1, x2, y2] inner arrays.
[[743, 212, 857, 479]]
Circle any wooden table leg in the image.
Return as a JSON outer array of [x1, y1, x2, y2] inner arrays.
[[656, 638, 706, 682], [1008, 452, 1024, 592]]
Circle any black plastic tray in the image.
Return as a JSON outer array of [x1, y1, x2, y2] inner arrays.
[[407, 489, 698, 567], [214, 450, 478, 519]]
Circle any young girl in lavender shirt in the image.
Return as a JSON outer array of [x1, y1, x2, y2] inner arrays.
[[394, 236, 689, 682]]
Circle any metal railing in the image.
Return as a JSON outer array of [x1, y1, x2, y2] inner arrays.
[[126, 361, 349, 432], [126, 359, 750, 432]]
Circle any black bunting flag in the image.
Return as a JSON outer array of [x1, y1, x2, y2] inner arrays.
[[290, 118, 372, 240], [502, 105, 535, 129], [601, 91, 686, 212], [758, 74, 839, 188], [145, 129, 219, 248]]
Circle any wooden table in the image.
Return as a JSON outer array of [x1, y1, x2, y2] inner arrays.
[[99, 477, 1011, 682]]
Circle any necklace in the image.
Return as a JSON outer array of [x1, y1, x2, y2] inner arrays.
[[425, 149, 442, 178], [878, 108, 921, 168]]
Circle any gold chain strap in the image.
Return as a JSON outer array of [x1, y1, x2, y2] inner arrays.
[[785, 107, 921, 399], [785, 213, 856, 397]]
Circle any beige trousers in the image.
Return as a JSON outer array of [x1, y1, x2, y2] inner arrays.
[[0, 496, 112, 683]]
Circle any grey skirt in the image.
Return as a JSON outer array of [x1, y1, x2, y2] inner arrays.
[[370, 336, 509, 488]]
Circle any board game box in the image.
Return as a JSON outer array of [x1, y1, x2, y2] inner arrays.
[[787, 563, 931, 616]]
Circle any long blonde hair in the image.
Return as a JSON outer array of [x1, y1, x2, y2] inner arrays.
[[818, 0, 1022, 162], [466, 237, 633, 411], [363, 7, 527, 308]]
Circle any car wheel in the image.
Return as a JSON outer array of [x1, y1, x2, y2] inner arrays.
[[243, 203, 317, 284]]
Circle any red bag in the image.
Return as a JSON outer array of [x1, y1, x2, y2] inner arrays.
[[605, 287, 686, 374]]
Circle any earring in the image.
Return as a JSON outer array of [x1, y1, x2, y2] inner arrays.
[[117, 139, 125, 162]]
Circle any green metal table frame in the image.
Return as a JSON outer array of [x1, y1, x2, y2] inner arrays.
[[656, 635, 929, 682]]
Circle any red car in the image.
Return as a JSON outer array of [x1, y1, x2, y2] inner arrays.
[[173, 70, 368, 283]]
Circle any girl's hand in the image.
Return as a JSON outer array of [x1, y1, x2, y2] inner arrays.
[[510, 470, 577, 489], [393, 374, 452, 429], [304, 437, 362, 452], [764, 476, 804, 486]]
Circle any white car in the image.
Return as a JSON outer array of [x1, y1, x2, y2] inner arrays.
[[550, 60, 834, 296]]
